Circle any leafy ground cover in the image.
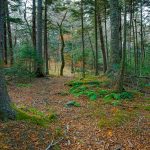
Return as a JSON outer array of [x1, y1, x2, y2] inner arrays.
[[0, 76, 149, 149]]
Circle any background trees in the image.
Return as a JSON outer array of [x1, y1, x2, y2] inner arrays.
[[0, 0, 150, 120]]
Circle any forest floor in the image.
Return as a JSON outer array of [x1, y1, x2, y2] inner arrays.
[[0, 76, 150, 150]]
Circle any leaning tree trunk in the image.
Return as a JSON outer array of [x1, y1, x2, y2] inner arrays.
[[59, 25, 65, 76], [108, 0, 121, 75], [0, 73, 16, 120], [0, 0, 15, 121]]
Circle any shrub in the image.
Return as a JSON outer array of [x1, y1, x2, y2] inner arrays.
[[4, 43, 37, 82], [104, 92, 133, 101]]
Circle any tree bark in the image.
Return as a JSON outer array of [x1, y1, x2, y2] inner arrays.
[[32, 0, 36, 49], [95, 0, 98, 75], [98, 14, 107, 73], [87, 31, 96, 69], [116, 3, 127, 92], [57, 11, 67, 76], [36, 0, 44, 77], [59, 25, 65, 76], [6, 0, 13, 65], [81, 0, 85, 78], [0, 0, 15, 121], [44, 0, 49, 75], [134, 19, 139, 74], [104, 6, 109, 62], [4, 19, 7, 65], [140, 0, 144, 65], [108, 0, 121, 75]]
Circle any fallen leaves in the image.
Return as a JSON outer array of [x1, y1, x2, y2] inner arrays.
[[0, 77, 148, 150]]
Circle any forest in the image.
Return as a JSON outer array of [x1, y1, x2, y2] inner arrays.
[[0, 0, 150, 149]]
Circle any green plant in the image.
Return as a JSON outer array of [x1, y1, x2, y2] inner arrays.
[[16, 83, 32, 88], [104, 93, 121, 101], [112, 100, 122, 106], [104, 92, 133, 101], [69, 85, 88, 97], [64, 101, 81, 107], [98, 110, 134, 128], [4, 43, 37, 82], [12, 104, 56, 126], [120, 92, 133, 99], [98, 90, 109, 97], [143, 105, 150, 111], [85, 90, 97, 101]]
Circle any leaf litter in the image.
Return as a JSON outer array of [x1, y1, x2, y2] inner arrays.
[[0, 77, 149, 150]]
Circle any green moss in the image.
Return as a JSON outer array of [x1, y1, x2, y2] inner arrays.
[[16, 83, 32, 88], [98, 110, 135, 128], [12, 104, 56, 126], [144, 97, 150, 101], [143, 105, 150, 111]]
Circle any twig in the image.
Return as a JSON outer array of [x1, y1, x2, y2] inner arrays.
[[45, 137, 64, 150], [45, 124, 69, 150]]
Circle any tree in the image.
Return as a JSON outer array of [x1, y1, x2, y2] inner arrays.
[[95, 0, 99, 75], [108, 0, 121, 75], [57, 11, 68, 76], [4, 0, 8, 65], [98, 13, 107, 73], [6, 0, 13, 65], [36, 0, 44, 77], [0, 0, 15, 121], [81, 0, 85, 78], [116, 1, 127, 92], [44, 0, 49, 75], [32, 0, 36, 49]]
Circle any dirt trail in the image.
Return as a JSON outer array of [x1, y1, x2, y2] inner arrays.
[[4, 77, 149, 150]]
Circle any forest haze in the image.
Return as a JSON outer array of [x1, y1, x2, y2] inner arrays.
[[0, 0, 150, 149]]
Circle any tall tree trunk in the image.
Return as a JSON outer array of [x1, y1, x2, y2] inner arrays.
[[0, 0, 15, 121], [87, 31, 96, 69], [116, 3, 127, 92], [36, 0, 44, 77], [134, 19, 139, 74], [132, 2, 137, 74], [140, 0, 144, 65], [132, 20, 137, 74], [4, 19, 7, 65], [108, 0, 121, 75], [129, 0, 133, 65], [119, 8, 122, 61], [98, 14, 107, 73], [95, 0, 98, 75], [44, 0, 49, 75], [32, 0, 36, 49], [104, 6, 109, 62], [81, 0, 85, 78], [6, 0, 13, 65]]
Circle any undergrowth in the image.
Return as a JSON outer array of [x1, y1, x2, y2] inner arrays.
[[12, 104, 57, 126], [68, 78, 134, 105], [98, 109, 136, 128]]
